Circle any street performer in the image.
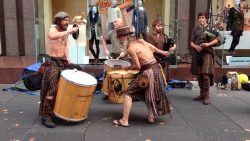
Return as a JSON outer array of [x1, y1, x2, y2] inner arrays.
[[112, 26, 171, 127], [190, 11, 224, 105], [39, 11, 80, 128]]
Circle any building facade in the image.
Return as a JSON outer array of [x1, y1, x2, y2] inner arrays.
[[2, 0, 249, 67]]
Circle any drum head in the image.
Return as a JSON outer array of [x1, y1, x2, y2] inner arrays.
[[61, 69, 97, 86], [104, 59, 131, 69]]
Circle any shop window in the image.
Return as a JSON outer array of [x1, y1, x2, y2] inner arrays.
[[35, 0, 179, 64], [210, 0, 250, 67]]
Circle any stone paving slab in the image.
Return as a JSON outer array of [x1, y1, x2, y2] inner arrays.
[[1, 84, 250, 141]]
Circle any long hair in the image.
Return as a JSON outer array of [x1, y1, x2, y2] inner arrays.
[[89, 6, 99, 24]]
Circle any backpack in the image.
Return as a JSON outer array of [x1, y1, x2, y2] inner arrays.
[[22, 69, 43, 91]]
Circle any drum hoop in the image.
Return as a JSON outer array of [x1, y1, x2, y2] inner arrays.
[[104, 59, 131, 67], [54, 112, 88, 122], [61, 75, 97, 87]]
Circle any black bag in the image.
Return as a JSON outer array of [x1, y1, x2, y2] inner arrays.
[[72, 24, 79, 40], [22, 70, 43, 91], [242, 83, 250, 91], [164, 36, 175, 51]]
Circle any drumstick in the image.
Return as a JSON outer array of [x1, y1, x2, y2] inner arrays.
[[108, 55, 113, 59]]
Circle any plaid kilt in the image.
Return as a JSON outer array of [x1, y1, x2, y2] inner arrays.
[[191, 51, 215, 85], [39, 56, 81, 117], [125, 63, 171, 117]]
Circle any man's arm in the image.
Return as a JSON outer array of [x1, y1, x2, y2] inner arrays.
[[169, 44, 176, 53], [101, 32, 111, 56], [125, 47, 140, 70], [47, 27, 78, 40], [144, 40, 169, 57], [190, 41, 202, 52], [200, 39, 219, 48]]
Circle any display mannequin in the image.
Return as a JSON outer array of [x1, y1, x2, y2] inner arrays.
[[86, 6, 102, 64], [72, 16, 86, 40], [132, 0, 148, 40], [117, 0, 133, 27], [107, 0, 122, 31], [227, 0, 245, 55], [68, 15, 87, 64]]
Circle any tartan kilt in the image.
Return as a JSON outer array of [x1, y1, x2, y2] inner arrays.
[[125, 64, 171, 117]]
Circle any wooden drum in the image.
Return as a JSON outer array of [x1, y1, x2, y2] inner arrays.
[[54, 69, 97, 122], [102, 59, 131, 96], [107, 70, 138, 103]]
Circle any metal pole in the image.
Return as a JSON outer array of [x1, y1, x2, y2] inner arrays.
[[33, 0, 39, 63]]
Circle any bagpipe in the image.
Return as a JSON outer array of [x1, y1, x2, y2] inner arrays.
[[163, 35, 175, 51]]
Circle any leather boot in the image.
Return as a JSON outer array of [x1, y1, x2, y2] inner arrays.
[[42, 116, 56, 128], [194, 76, 204, 101], [203, 95, 210, 105], [193, 95, 204, 101]]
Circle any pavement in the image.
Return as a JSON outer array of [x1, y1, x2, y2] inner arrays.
[[1, 84, 250, 141]]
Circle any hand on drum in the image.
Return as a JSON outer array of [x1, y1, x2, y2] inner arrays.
[[117, 52, 126, 60], [164, 51, 170, 57]]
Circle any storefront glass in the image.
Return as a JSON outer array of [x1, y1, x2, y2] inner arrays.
[[210, 0, 250, 68], [35, 0, 178, 65]]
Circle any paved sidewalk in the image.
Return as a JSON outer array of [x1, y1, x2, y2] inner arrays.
[[1, 84, 250, 141]]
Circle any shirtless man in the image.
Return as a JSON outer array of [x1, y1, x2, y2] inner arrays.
[[112, 26, 171, 127], [39, 11, 79, 128]]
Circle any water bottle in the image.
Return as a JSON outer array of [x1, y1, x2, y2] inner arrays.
[[227, 78, 232, 90]]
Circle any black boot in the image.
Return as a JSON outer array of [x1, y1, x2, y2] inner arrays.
[[42, 116, 56, 128], [203, 95, 210, 105], [193, 95, 204, 101]]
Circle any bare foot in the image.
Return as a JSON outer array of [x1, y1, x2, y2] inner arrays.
[[146, 115, 155, 124]]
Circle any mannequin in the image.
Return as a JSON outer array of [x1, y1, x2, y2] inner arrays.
[[86, 6, 102, 64], [227, 0, 245, 55], [132, 0, 148, 40], [107, 0, 122, 31], [72, 16, 86, 40], [118, 0, 133, 27]]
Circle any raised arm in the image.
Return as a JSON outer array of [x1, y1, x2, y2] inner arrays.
[[47, 27, 78, 40], [101, 33, 110, 56]]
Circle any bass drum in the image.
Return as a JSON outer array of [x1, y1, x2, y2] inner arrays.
[[54, 69, 97, 122]]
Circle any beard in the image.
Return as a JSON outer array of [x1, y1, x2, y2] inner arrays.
[[58, 23, 68, 31], [155, 29, 163, 34]]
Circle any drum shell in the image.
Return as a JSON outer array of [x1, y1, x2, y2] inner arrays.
[[107, 70, 138, 103], [54, 75, 96, 122], [102, 75, 109, 96]]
